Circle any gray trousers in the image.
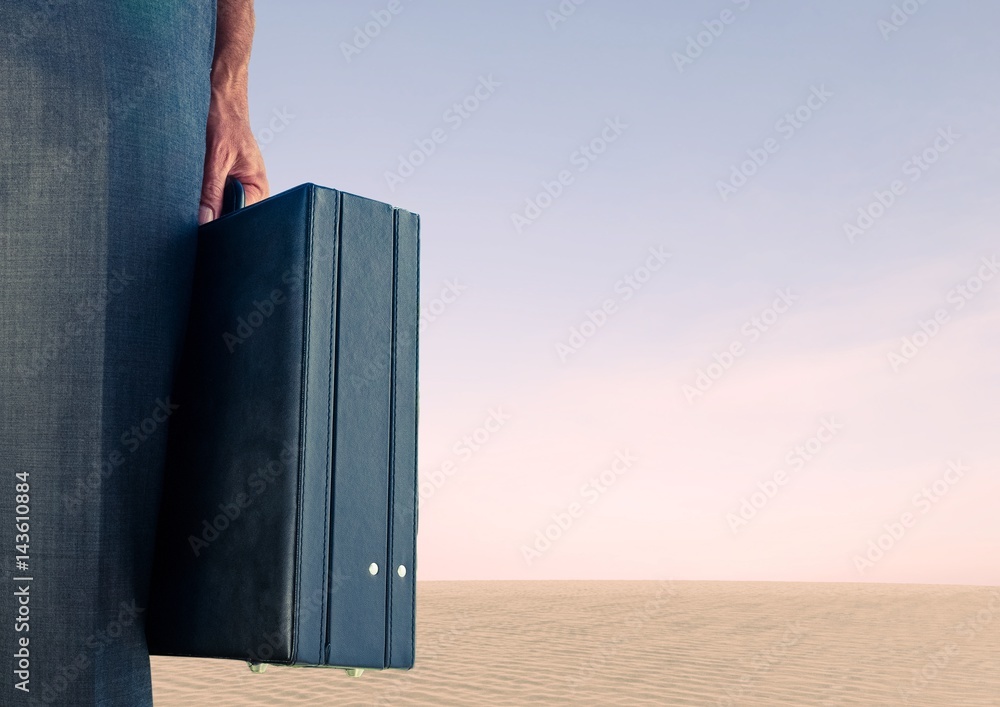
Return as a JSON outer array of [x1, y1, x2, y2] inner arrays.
[[0, 2, 215, 704]]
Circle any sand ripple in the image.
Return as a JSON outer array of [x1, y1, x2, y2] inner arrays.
[[151, 581, 1000, 705]]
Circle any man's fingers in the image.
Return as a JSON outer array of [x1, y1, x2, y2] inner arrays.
[[200, 134, 265, 222], [240, 176, 269, 207], [199, 140, 231, 224], [199, 170, 225, 225], [230, 153, 269, 207]]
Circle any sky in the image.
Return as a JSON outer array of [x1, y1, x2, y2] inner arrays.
[[249, 0, 1000, 584]]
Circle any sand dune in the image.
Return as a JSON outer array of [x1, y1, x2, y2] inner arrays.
[[151, 581, 1000, 705]]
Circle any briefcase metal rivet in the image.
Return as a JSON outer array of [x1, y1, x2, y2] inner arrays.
[[369, 562, 379, 575], [397, 565, 407, 577]]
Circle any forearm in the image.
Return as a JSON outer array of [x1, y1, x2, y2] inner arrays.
[[212, 0, 256, 100], [199, 0, 268, 222]]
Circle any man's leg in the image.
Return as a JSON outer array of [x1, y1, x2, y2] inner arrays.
[[0, 2, 215, 704]]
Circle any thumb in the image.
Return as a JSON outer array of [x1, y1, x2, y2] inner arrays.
[[199, 160, 227, 225]]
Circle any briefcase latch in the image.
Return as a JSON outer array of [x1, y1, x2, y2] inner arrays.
[[246, 661, 367, 677]]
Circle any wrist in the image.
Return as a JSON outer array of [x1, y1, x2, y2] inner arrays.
[[210, 60, 249, 96]]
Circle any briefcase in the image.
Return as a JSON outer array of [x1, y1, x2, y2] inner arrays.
[[147, 179, 419, 676]]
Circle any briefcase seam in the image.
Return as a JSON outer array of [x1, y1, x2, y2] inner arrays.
[[386, 208, 400, 664], [307, 184, 331, 663], [321, 187, 338, 664], [412, 214, 420, 665], [294, 185, 315, 664]]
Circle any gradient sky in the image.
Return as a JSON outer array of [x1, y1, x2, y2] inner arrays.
[[249, 0, 1000, 584]]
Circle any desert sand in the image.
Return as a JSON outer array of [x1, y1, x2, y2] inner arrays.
[[151, 581, 1000, 705]]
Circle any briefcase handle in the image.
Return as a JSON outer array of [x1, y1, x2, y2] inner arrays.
[[221, 176, 246, 216]]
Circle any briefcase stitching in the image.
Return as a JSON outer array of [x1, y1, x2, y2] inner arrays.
[[411, 215, 420, 665], [292, 184, 315, 664], [386, 208, 400, 664], [321, 188, 340, 665]]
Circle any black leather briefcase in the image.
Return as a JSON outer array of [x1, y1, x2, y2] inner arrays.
[[147, 179, 419, 676]]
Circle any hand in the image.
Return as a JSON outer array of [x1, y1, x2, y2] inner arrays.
[[199, 0, 267, 224], [199, 87, 268, 224]]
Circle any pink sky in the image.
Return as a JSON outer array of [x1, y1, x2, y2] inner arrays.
[[251, 0, 1000, 584]]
